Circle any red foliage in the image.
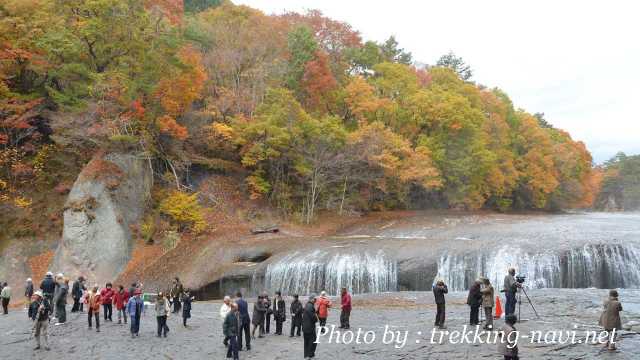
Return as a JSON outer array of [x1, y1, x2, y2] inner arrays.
[[145, 0, 184, 25], [157, 115, 188, 141], [301, 51, 338, 112]]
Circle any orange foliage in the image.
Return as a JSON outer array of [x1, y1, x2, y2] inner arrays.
[[155, 45, 206, 117], [301, 51, 338, 112], [28, 250, 54, 284], [145, 0, 184, 25], [157, 115, 188, 140]]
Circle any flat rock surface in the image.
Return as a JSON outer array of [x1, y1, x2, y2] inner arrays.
[[1, 289, 639, 359]]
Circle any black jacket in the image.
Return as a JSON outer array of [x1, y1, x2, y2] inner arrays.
[[55, 284, 68, 306], [236, 298, 250, 323], [223, 311, 239, 337], [273, 297, 286, 321], [29, 298, 51, 321], [182, 296, 193, 318], [72, 280, 82, 299], [467, 283, 482, 307], [433, 284, 448, 305], [40, 276, 55, 295], [290, 299, 303, 325], [302, 302, 317, 334]]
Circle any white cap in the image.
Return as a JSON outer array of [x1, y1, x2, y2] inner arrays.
[[320, 291, 326, 296], [46, 272, 53, 276], [56, 273, 64, 278], [27, 278, 32, 282]]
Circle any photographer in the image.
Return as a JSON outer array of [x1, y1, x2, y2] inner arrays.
[[467, 279, 483, 326], [432, 279, 448, 329], [502, 268, 520, 316]]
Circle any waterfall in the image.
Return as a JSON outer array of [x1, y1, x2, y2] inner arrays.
[[258, 249, 398, 296], [435, 243, 640, 291]]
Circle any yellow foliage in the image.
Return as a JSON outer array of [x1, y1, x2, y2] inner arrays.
[[158, 190, 207, 234], [14, 196, 32, 208]]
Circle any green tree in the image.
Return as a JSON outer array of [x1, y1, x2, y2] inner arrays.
[[436, 51, 473, 81]]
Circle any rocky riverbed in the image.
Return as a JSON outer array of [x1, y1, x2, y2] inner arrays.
[[2, 289, 639, 359]]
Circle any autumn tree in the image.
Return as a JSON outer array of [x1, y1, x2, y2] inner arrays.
[[436, 51, 473, 81]]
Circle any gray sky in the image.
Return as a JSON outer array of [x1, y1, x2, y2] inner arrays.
[[236, 0, 640, 163]]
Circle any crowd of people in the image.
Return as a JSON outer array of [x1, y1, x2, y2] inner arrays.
[[0, 267, 625, 359]]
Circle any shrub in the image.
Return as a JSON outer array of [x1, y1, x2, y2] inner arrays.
[[158, 190, 207, 234]]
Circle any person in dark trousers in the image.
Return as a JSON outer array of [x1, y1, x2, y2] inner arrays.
[[25, 278, 34, 310], [30, 291, 52, 351], [263, 292, 272, 334], [503, 268, 519, 316], [251, 295, 266, 339], [182, 289, 194, 327], [235, 292, 251, 351], [79, 281, 86, 312], [40, 272, 55, 303], [340, 287, 352, 329], [127, 289, 144, 338], [223, 302, 240, 360], [273, 291, 286, 335], [303, 295, 319, 359], [170, 277, 183, 313], [290, 294, 303, 337], [155, 292, 170, 337], [71, 276, 84, 313], [100, 282, 114, 322], [54, 278, 68, 325], [498, 314, 519, 360], [433, 279, 448, 328], [114, 285, 129, 324], [87, 286, 101, 332], [1, 282, 10, 314], [467, 279, 483, 326]]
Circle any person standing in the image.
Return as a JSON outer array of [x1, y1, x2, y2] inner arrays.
[[497, 314, 519, 360], [155, 292, 170, 337], [25, 278, 34, 309], [467, 279, 482, 326], [290, 294, 303, 337], [29, 291, 52, 351], [100, 283, 114, 322], [480, 278, 495, 330], [182, 289, 194, 327], [54, 278, 69, 325], [316, 291, 331, 333], [251, 295, 266, 339], [40, 272, 55, 303], [433, 280, 448, 329], [71, 276, 84, 313], [340, 287, 352, 329], [235, 291, 251, 351], [273, 291, 286, 335], [220, 296, 232, 346], [303, 294, 319, 359], [1, 282, 10, 314], [599, 289, 623, 351], [79, 279, 87, 312], [127, 289, 144, 337], [223, 302, 240, 360], [170, 277, 184, 314], [87, 286, 101, 332], [503, 268, 518, 316], [114, 285, 129, 324], [263, 292, 272, 334]]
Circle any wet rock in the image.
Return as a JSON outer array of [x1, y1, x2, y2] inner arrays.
[[51, 153, 152, 283]]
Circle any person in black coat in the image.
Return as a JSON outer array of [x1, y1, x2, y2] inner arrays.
[[433, 280, 448, 328], [40, 272, 55, 303], [273, 291, 286, 335], [235, 292, 251, 351], [223, 303, 240, 360], [263, 292, 272, 334], [302, 295, 319, 359], [251, 295, 267, 338], [290, 294, 303, 337], [70, 276, 84, 313], [467, 279, 483, 326], [182, 290, 194, 327]]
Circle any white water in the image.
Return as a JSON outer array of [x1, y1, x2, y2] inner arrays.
[[258, 249, 397, 296], [435, 243, 640, 291]]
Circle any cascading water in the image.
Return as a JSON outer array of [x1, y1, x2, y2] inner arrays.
[[435, 243, 640, 291], [258, 249, 397, 296]]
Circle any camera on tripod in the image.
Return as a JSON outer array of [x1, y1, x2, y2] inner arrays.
[[515, 275, 526, 284]]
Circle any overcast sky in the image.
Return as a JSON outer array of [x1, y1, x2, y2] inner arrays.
[[235, 0, 640, 163]]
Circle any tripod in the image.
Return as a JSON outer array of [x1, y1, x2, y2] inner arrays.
[[517, 286, 540, 322]]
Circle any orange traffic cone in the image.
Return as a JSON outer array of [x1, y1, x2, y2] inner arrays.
[[494, 296, 503, 319]]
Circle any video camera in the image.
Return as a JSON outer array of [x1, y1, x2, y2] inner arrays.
[[515, 275, 526, 284]]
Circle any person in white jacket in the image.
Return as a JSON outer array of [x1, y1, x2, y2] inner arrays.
[[220, 296, 232, 346]]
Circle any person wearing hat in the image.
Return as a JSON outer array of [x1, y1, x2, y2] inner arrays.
[[127, 289, 144, 337], [289, 294, 303, 337], [316, 291, 331, 334], [303, 294, 319, 359], [40, 272, 55, 303], [29, 290, 52, 351], [497, 314, 519, 360], [273, 291, 286, 335], [480, 278, 495, 330], [0, 282, 10, 314], [25, 278, 34, 309]]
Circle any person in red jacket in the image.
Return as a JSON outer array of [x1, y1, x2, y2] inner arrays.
[[113, 285, 130, 325], [100, 283, 115, 322], [340, 287, 352, 329], [316, 291, 332, 334]]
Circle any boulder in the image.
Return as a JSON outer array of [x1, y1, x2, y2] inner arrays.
[[51, 153, 152, 283]]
